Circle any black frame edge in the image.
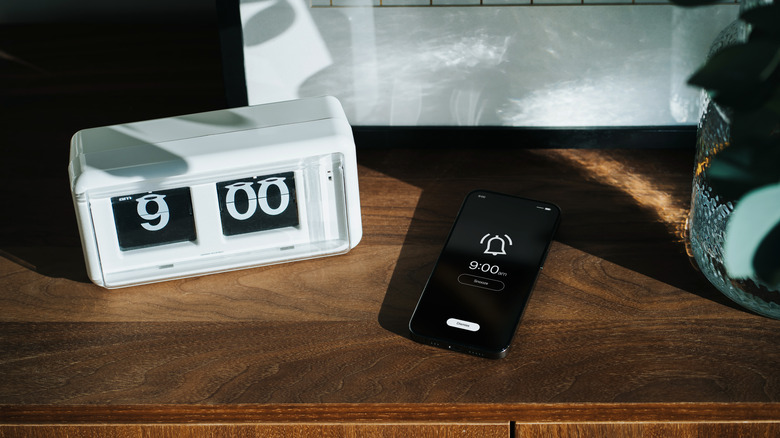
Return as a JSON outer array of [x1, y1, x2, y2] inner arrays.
[[352, 126, 698, 149], [216, 0, 248, 108]]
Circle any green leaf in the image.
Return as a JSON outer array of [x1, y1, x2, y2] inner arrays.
[[730, 95, 780, 145], [707, 147, 762, 201], [741, 4, 780, 39], [707, 135, 780, 201], [705, 89, 780, 201], [689, 40, 780, 111], [724, 183, 780, 289], [754, 223, 780, 288]]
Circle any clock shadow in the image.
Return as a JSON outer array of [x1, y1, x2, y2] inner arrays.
[[0, 171, 93, 283], [0, 109, 283, 284], [1, 129, 192, 284], [0, 22, 229, 285]]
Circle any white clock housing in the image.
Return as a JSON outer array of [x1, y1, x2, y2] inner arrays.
[[69, 96, 362, 288]]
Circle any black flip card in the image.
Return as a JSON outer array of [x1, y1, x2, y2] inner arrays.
[[111, 187, 197, 251], [217, 171, 299, 236]]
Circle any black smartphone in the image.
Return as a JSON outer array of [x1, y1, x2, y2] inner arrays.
[[408, 190, 560, 359]]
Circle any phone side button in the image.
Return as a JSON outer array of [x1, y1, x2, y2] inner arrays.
[[446, 318, 480, 332]]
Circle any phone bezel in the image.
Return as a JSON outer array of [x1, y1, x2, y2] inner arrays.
[[408, 189, 561, 359]]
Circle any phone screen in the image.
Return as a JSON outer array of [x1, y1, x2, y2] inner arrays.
[[408, 190, 560, 358]]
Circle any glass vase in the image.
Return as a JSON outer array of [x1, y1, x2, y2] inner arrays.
[[687, 2, 780, 318]]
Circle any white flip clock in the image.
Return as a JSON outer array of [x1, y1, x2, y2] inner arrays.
[[69, 96, 362, 288]]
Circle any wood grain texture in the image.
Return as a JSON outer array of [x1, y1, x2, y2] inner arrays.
[[515, 423, 780, 438], [4, 403, 780, 423], [5, 421, 780, 438], [2, 23, 780, 429], [2, 317, 778, 404], [0, 424, 506, 438]]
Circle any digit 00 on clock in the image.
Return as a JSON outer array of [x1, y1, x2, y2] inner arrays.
[[69, 97, 362, 288]]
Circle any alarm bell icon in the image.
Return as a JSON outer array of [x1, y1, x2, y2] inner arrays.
[[480, 233, 513, 256]]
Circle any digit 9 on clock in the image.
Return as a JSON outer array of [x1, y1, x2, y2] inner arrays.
[[70, 97, 362, 288], [111, 187, 197, 250]]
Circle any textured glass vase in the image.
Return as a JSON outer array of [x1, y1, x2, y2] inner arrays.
[[687, 3, 780, 318]]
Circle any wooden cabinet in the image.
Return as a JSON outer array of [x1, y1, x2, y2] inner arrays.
[[0, 423, 508, 438], [1, 23, 779, 437]]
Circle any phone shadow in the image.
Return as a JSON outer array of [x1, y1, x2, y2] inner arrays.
[[371, 147, 745, 339]]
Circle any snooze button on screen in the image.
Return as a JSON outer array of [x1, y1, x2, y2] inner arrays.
[[457, 274, 505, 291], [447, 318, 480, 332]]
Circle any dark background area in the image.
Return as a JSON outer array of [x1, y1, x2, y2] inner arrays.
[[0, 23, 227, 279], [0, 1, 214, 23]]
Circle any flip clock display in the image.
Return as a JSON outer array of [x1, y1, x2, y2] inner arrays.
[[111, 188, 197, 250], [216, 172, 299, 236], [69, 97, 362, 288]]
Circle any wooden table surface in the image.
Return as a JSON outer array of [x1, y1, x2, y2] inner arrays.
[[1, 22, 780, 436]]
